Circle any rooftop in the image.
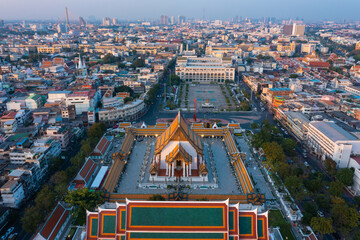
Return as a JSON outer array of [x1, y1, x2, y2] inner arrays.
[[310, 121, 358, 142]]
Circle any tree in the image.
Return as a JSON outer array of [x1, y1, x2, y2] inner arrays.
[[315, 194, 331, 211], [331, 199, 360, 235], [131, 57, 145, 68], [329, 181, 343, 197], [124, 97, 133, 104], [88, 122, 107, 140], [281, 138, 296, 156], [169, 74, 181, 86], [289, 74, 298, 78], [114, 85, 134, 97], [35, 185, 56, 213], [239, 101, 251, 111], [250, 122, 259, 130], [302, 201, 319, 225], [310, 217, 335, 240], [102, 53, 116, 64], [263, 141, 285, 165], [145, 84, 159, 105], [80, 142, 92, 156], [274, 162, 293, 180], [22, 206, 44, 233], [336, 168, 354, 186], [284, 176, 303, 196], [50, 171, 69, 186], [147, 194, 165, 201], [65, 188, 104, 225], [304, 176, 322, 193], [324, 158, 337, 176]]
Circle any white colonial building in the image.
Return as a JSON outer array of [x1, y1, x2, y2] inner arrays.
[[175, 56, 235, 83]]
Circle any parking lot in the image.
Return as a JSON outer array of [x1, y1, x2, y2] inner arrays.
[[180, 84, 228, 112]]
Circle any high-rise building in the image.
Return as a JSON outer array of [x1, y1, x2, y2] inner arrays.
[[79, 17, 86, 27], [283, 24, 293, 35], [170, 16, 175, 25], [102, 17, 111, 26], [283, 23, 305, 36], [0, 19, 4, 27], [293, 23, 305, 36], [178, 16, 185, 25], [57, 24, 66, 33], [160, 15, 168, 25], [112, 18, 118, 26]]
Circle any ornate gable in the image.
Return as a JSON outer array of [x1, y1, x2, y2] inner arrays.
[[155, 112, 202, 155]]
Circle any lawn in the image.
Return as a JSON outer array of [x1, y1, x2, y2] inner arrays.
[[269, 210, 296, 240]]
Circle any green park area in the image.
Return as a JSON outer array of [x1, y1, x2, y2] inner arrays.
[[269, 210, 295, 240]]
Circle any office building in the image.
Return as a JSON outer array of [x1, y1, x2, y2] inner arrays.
[[160, 15, 168, 25], [308, 121, 360, 168], [102, 17, 111, 26], [178, 15, 186, 25], [283, 23, 305, 36], [175, 56, 235, 83], [301, 43, 316, 54]]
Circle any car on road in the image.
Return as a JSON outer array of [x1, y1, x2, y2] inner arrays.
[[304, 161, 310, 167], [7, 233, 17, 240]]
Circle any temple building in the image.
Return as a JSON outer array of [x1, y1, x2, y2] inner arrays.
[[150, 112, 208, 182], [86, 199, 269, 240]]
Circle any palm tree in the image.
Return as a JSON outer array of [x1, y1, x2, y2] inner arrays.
[[310, 217, 335, 240]]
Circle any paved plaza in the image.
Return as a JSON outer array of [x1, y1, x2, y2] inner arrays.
[[180, 84, 228, 112], [115, 137, 243, 195]]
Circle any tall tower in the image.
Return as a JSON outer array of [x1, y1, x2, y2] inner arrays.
[[65, 7, 70, 33]]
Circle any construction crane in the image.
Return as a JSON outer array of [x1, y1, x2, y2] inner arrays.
[[65, 7, 70, 33]]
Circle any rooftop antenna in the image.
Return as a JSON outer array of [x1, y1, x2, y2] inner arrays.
[[65, 7, 70, 33]]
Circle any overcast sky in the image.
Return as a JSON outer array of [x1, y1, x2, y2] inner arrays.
[[1, 0, 359, 22]]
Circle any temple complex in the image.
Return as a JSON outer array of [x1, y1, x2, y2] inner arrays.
[[101, 111, 256, 198], [86, 199, 269, 240], [150, 112, 208, 182]]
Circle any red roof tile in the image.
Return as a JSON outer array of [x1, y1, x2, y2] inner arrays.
[[80, 159, 95, 179], [309, 61, 330, 68], [85, 163, 98, 183], [79, 158, 98, 184], [49, 211, 69, 240], [40, 204, 65, 239], [92, 136, 111, 156]]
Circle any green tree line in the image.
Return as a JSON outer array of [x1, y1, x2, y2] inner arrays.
[[21, 122, 106, 233]]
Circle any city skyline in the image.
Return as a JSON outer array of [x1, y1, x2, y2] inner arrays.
[[1, 0, 360, 22]]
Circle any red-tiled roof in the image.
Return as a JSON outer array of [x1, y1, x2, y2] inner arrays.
[[80, 158, 96, 179], [49, 211, 69, 240], [40, 203, 66, 239], [309, 61, 330, 68], [85, 163, 98, 183], [68, 89, 96, 99], [352, 156, 360, 166], [92, 136, 111, 156], [1, 111, 17, 120]]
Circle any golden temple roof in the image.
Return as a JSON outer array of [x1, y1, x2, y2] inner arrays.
[[165, 143, 192, 164], [155, 112, 202, 155]]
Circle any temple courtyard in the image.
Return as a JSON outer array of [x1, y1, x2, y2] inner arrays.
[[114, 137, 243, 195]]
